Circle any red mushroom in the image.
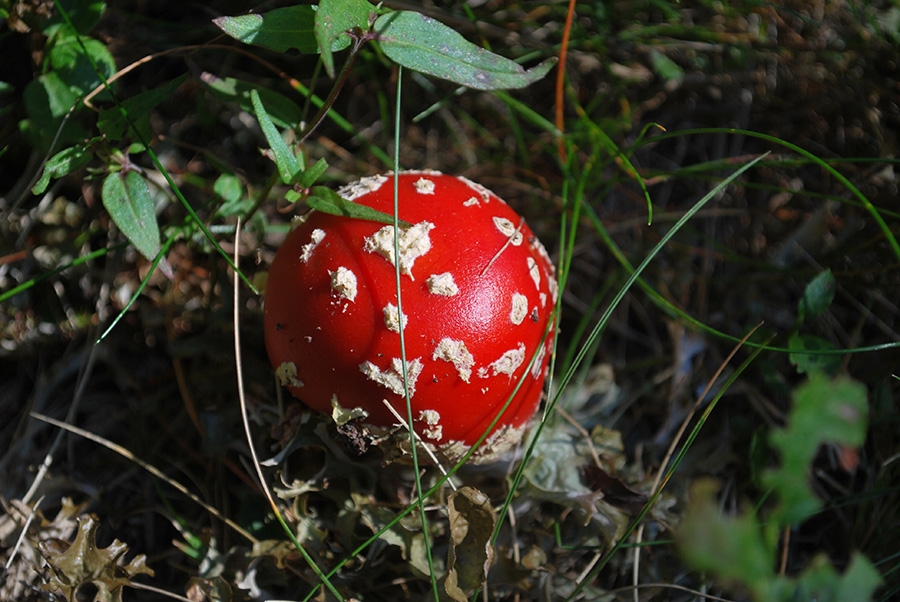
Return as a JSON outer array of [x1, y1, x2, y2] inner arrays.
[[264, 171, 557, 462]]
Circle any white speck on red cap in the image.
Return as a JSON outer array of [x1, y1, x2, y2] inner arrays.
[[360, 357, 423, 397], [432, 338, 475, 382], [426, 272, 459, 296], [364, 221, 434, 279]]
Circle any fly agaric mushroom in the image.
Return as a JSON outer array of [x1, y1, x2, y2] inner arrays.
[[264, 171, 557, 463]]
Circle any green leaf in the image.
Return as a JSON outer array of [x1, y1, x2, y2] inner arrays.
[[250, 89, 301, 184], [101, 170, 161, 263], [314, 0, 371, 77], [21, 73, 88, 149], [98, 74, 187, 141], [788, 334, 841, 375], [677, 479, 776, 600], [213, 6, 319, 54], [295, 158, 329, 189], [49, 35, 116, 97], [763, 373, 869, 525], [374, 11, 556, 90], [307, 186, 410, 227], [33, 145, 94, 195], [798, 269, 835, 321], [200, 74, 303, 129], [213, 174, 243, 204], [794, 553, 882, 602]]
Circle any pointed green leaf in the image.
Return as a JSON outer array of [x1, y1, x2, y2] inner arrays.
[[314, 0, 372, 77], [33, 145, 93, 195], [307, 186, 410, 227], [101, 170, 161, 262], [295, 157, 329, 189], [250, 89, 301, 184], [213, 6, 319, 54], [374, 11, 556, 90]]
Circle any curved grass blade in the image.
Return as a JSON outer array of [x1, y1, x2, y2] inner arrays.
[[650, 127, 900, 263]]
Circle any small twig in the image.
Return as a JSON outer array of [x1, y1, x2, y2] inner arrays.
[[297, 31, 373, 144], [1, 496, 44, 583], [481, 218, 525, 277], [128, 582, 193, 602], [555, 0, 577, 162]]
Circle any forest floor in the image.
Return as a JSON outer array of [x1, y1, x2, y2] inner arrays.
[[2, 1, 900, 601]]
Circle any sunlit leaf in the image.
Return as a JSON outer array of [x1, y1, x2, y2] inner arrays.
[[307, 186, 411, 226], [250, 89, 301, 184], [213, 6, 319, 54], [374, 11, 556, 90], [101, 170, 161, 263], [33, 145, 93, 195], [295, 157, 329, 189]]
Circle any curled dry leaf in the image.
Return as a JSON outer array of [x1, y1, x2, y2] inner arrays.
[[443, 486, 496, 601], [39, 514, 153, 602]]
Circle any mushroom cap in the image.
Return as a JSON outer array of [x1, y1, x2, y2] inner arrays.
[[264, 172, 557, 461]]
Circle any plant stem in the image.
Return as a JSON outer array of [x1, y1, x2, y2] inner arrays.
[[298, 31, 372, 144]]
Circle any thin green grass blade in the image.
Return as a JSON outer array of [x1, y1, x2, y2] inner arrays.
[[651, 127, 900, 263]]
